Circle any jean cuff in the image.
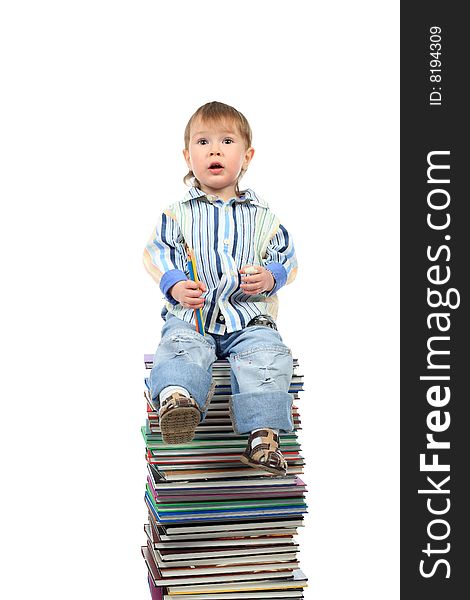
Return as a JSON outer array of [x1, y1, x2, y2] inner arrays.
[[149, 361, 213, 417], [229, 391, 293, 434]]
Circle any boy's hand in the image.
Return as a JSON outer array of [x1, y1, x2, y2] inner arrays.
[[239, 265, 275, 295], [170, 280, 206, 309]]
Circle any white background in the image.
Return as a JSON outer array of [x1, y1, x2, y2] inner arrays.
[[0, 1, 399, 598]]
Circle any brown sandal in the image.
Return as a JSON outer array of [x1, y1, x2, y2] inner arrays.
[[159, 392, 201, 444], [240, 429, 288, 476]]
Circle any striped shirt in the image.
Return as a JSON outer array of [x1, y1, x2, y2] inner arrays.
[[143, 187, 297, 334]]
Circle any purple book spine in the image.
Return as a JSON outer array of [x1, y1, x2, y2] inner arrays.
[[148, 575, 163, 600]]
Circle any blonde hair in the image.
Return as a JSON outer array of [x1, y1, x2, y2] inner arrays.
[[183, 101, 252, 196]]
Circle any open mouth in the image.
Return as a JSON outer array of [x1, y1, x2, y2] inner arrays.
[[209, 162, 224, 171]]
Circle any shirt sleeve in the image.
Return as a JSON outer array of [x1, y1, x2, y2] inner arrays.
[[143, 210, 188, 305], [263, 223, 298, 296]]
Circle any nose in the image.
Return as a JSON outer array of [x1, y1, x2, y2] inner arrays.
[[210, 142, 222, 156]]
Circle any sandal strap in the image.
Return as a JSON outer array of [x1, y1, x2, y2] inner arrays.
[[159, 392, 198, 416], [248, 429, 280, 453], [246, 429, 286, 470]]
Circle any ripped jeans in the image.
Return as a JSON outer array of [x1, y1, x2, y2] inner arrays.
[[149, 314, 293, 434]]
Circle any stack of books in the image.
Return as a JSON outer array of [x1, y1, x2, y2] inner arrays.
[[141, 355, 308, 600]]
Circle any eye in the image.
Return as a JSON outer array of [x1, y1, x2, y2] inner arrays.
[[196, 138, 208, 145], [222, 138, 234, 144]]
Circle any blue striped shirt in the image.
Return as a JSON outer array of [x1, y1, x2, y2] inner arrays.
[[143, 187, 297, 334]]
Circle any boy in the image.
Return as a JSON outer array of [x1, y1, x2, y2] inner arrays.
[[144, 101, 297, 475]]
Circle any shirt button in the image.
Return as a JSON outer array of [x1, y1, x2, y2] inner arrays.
[[217, 313, 225, 322], [223, 239, 230, 245]]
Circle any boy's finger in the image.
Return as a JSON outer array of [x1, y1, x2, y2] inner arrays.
[[185, 280, 200, 289], [186, 298, 204, 307], [241, 275, 262, 285], [185, 289, 204, 298], [240, 271, 263, 280]]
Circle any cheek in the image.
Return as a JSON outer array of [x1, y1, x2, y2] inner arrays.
[[189, 152, 204, 169], [229, 152, 245, 170]]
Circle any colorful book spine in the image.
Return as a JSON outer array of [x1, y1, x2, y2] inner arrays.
[[187, 247, 205, 336]]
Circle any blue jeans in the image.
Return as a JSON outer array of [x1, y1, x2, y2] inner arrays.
[[149, 314, 293, 434]]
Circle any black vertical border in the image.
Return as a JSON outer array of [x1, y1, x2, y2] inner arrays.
[[401, 4, 469, 598]]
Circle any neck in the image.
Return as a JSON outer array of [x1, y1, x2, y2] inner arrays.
[[200, 186, 238, 202]]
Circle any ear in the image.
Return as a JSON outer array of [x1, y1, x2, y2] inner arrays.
[[243, 147, 255, 170], [183, 148, 191, 170]]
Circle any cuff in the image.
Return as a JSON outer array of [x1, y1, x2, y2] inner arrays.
[[229, 391, 293, 434], [160, 269, 187, 305], [264, 262, 287, 295]]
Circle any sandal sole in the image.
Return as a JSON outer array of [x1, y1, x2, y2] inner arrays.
[[240, 453, 287, 476], [160, 407, 200, 444]]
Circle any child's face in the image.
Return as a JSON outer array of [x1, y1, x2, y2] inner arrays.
[[183, 117, 254, 200]]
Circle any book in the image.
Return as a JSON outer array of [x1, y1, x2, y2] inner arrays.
[[147, 574, 305, 599], [156, 517, 304, 536], [152, 548, 300, 577], [164, 568, 308, 594], [163, 592, 304, 600], [143, 544, 303, 586], [145, 526, 299, 556], [146, 524, 299, 549], [150, 549, 300, 569]]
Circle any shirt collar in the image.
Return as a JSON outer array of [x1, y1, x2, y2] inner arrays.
[[182, 187, 268, 208]]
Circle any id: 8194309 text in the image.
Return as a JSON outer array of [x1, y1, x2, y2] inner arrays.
[[429, 26, 442, 107]]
